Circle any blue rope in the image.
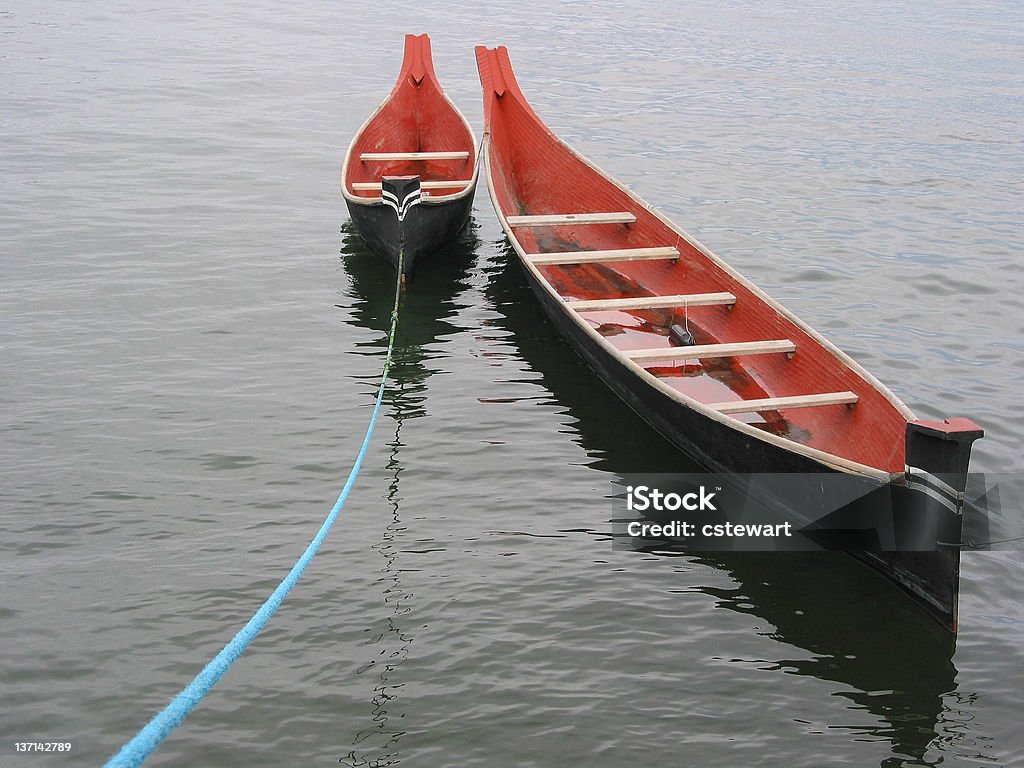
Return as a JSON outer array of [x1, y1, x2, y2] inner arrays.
[[105, 265, 404, 768]]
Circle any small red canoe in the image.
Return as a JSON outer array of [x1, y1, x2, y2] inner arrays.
[[475, 45, 983, 630], [342, 34, 478, 275]]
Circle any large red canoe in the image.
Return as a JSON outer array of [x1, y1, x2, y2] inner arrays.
[[475, 44, 983, 630], [342, 34, 478, 275]]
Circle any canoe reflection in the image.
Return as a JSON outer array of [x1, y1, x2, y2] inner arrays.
[[484, 245, 956, 763], [336, 218, 479, 767], [339, 217, 479, 416]]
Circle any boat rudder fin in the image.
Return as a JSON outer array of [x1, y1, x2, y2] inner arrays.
[[905, 418, 984, 497]]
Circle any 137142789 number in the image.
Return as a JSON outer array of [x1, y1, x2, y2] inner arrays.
[[14, 742, 72, 752]]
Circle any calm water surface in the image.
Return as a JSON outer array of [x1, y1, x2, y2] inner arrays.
[[2, 1, 1023, 766]]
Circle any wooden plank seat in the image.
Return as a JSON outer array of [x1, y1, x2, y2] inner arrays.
[[360, 151, 471, 161], [707, 391, 859, 414], [506, 212, 637, 227], [527, 246, 678, 265], [566, 292, 736, 312], [351, 179, 474, 191], [624, 339, 796, 363]]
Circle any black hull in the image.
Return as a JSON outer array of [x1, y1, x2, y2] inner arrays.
[[516, 258, 963, 630], [345, 194, 475, 276]]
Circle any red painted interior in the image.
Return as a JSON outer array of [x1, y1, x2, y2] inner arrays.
[[344, 34, 475, 198], [476, 45, 913, 473]]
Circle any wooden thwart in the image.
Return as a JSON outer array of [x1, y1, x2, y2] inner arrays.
[[625, 339, 796, 363], [708, 391, 859, 414], [527, 246, 678, 266], [506, 212, 637, 227], [567, 292, 736, 312], [360, 151, 470, 161], [351, 179, 473, 191]]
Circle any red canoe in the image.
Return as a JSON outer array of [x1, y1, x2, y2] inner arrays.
[[475, 44, 983, 630], [342, 34, 478, 275]]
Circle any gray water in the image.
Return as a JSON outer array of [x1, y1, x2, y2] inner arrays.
[[3, 2, 1023, 766]]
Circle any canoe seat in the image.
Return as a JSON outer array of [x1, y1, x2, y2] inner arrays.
[[506, 212, 636, 227], [707, 391, 859, 414], [360, 151, 470, 161], [351, 180, 473, 191], [528, 247, 677, 265], [625, 339, 796, 363], [566, 292, 736, 312]]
